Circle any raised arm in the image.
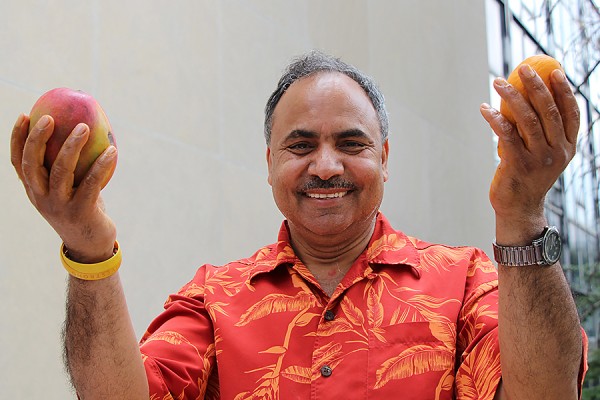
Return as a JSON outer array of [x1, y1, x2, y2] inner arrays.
[[10, 114, 148, 398], [480, 65, 583, 399]]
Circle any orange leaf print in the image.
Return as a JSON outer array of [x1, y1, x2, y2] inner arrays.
[[179, 283, 205, 298], [290, 270, 313, 292], [236, 292, 316, 326], [260, 345, 287, 355], [393, 287, 460, 323], [430, 322, 457, 350], [420, 246, 470, 274], [206, 301, 229, 322], [456, 334, 501, 400], [389, 307, 404, 325], [282, 365, 311, 384], [150, 394, 175, 400], [253, 246, 272, 263], [144, 331, 202, 360], [341, 296, 365, 326], [466, 255, 497, 277], [367, 233, 407, 260], [312, 318, 355, 337], [197, 343, 217, 400], [371, 327, 387, 343], [313, 341, 342, 364], [458, 294, 498, 352], [144, 330, 193, 347], [367, 282, 384, 328], [434, 369, 455, 400], [205, 269, 244, 297], [295, 312, 320, 327], [276, 245, 296, 263], [311, 342, 345, 379], [374, 345, 454, 389], [234, 377, 278, 400], [465, 282, 499, 310]]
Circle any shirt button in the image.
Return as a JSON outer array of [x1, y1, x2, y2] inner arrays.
[[324, 310, 335, 321], [320, 365, 333, 377]]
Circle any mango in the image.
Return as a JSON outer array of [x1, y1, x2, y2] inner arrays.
[[29, 88, 116, 187], [500, 54, 563, 125]]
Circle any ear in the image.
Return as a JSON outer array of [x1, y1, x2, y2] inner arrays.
[[266, 146, 273, 186], [382, 139, 389, 182]]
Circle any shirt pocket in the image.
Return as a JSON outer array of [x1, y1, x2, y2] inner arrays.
[[368, 321, 457, 399]]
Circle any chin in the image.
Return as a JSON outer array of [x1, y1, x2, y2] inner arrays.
[[296, 211, 374, 238]]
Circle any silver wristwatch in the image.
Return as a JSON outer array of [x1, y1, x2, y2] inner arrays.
[[492, 226, 562, 266]]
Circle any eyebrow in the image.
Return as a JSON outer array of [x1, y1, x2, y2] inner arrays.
[[337, 129, 371, 140], [284, 129, 318, 141], [283, 128, 371, 141]]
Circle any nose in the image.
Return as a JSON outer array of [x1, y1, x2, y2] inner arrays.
[[307, 145, 344, 180]]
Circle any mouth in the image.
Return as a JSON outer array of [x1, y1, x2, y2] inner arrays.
[[305, 191, 350, 199]]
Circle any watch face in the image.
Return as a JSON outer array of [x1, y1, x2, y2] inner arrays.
[[543, 228, 562, 264]]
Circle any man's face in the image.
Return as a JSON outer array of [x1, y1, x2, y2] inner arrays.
[[267, 72, 389, 239]]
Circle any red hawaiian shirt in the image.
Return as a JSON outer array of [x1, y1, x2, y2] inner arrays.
[[139, 213, 583, 399]]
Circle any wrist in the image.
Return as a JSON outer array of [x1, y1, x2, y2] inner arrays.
[[61, 241, 122, 280], [62, 239, 117, 264], [495, 212, 548, 246]]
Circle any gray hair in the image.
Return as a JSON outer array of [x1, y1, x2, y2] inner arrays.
[[264, 50, 389, 145]]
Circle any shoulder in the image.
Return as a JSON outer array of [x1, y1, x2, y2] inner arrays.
[[405, 235, 498, 285], [182, 242, 284, 290], [410, 236, 490, 264]]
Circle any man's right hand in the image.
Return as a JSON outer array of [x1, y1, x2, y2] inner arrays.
[[10, 113, 118, 263]]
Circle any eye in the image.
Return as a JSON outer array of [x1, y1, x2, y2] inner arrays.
[[287, 142, 314, 155], [339, 141, 367, 153]]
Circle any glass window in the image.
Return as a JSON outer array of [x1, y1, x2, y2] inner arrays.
[[486, 0, 505, 76], [487, 0, 600, 313]]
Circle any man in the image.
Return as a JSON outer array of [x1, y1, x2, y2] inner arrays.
[[11, 51, 585, 399]]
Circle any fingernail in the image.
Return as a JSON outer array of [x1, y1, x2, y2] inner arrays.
[[481, 103, 491, 110], [520, 64, 535, 78], [16, 113, 25, 127], [494, 77, 509, 87], [105, 145, 117, 156], [73, 123, 87, 136], [552, 69, 566, 83], [38, 115, 51, 128]]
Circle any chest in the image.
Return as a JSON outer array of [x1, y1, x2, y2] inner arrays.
[[208, 273, 463, 399]]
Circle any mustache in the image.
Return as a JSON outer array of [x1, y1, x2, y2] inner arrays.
[[300, 177, 356, 191]]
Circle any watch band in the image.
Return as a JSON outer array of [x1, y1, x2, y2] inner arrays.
[[492, 242, 544, 266], [492, 226, 561, 267]]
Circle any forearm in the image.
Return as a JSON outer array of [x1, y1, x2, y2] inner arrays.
[[496, 216, 582, 399], [64, 273, 148, 399]]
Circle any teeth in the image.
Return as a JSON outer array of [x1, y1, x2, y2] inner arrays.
[[307, 192, 347, 199]]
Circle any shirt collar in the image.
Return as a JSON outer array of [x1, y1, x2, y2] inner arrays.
[[248, 212, 421, 280]]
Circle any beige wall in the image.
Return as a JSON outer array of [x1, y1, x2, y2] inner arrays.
[[0, 1, 494, 397]]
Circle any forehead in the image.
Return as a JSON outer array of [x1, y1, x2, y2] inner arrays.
[[270, 72, 380, 140]]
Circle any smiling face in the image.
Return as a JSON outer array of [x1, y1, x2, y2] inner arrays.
[[267, 72, 389, 241]]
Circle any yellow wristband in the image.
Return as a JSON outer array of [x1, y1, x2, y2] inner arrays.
[[60, 241, 122, 280]]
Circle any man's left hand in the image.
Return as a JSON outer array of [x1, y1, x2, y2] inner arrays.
[[480, 64, 579, 241]]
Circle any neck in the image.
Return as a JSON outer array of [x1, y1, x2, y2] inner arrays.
[[287, 217, 377, 295]]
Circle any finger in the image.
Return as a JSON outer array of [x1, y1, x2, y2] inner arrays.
[[550, 69, 580, 145], [73, 145, 118, 208], [518, 64, 565, 148], [21, 115, 54, 196], [480, 103, 526, 161], [10, 114, 29, 181], [48, 123, 90, 198], [494, 77, 546, 152]]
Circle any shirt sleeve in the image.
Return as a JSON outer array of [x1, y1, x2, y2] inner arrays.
[[453, 249, 589, 399], [579, 328, 589, 398], [139, 265, 218, 399], [454, 249, 501, 400]]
